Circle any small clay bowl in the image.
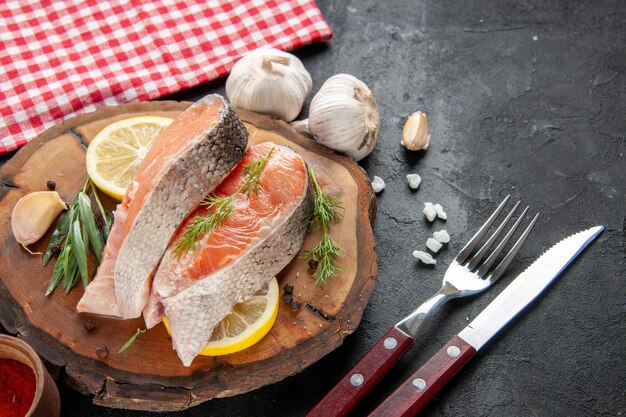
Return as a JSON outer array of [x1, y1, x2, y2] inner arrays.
[[0, 334, 60, 417]]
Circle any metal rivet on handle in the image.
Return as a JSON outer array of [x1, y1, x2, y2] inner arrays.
[[412, 378, 426, 391], [350, 373, 364, 387], [383, 337, 397, 350], [447, 345, 461, 358]]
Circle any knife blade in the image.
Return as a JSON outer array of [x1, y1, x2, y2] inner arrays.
[[369, 225, 604, 417]]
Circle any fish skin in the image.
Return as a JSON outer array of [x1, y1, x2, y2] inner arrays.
[[162, 151, 313, 366], [114, 95, 248, 318]]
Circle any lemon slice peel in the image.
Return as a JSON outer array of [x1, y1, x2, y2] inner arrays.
[[86, 116, 173, 200]]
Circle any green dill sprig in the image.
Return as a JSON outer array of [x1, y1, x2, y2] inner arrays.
[[302, 168, 344, 286], [118, 328, 146, 354], [172, 147, 274, 259], [44, 178, 111, 296]]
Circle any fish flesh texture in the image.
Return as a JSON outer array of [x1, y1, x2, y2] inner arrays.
[[146, 142, 311, 365], [77, 94, 248, 318], [144, 142, 312, 366]]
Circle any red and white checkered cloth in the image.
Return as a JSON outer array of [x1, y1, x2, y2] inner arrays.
[[0, 0, 332, 155]]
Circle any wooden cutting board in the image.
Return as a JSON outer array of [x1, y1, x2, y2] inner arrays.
[[0, 101, 377, 411]]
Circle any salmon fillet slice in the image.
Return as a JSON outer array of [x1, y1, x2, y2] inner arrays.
[[77, 95, 248, 318], [144, 142, 312, 366], [75, 208, 126, 317]]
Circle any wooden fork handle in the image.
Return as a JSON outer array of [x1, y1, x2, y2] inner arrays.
[[368, 335, 476, 417], [307, 327, 414, 417]]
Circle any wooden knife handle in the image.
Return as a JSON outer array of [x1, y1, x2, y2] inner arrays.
[[307, 327, 414, 417], [368, 335, 476, 417]]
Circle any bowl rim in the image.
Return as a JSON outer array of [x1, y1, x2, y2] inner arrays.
[[0, 334, 45, 416]]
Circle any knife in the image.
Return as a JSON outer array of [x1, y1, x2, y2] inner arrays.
[[368, 225, 604, 417]]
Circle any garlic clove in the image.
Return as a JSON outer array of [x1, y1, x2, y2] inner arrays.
[[226, 48, 312, 122], [402, 111, 430, 151], [11, 191, 67, 253], [308, 74, 380, 161]]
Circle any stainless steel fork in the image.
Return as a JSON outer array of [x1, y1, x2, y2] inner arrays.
[[307, 195, 539, 417], [396, 195, 539, 336]]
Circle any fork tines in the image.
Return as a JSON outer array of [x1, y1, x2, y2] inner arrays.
[[458, 195, 539, 282]]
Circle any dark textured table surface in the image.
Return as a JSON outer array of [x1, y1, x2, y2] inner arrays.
[[3, 0, 625, 416]]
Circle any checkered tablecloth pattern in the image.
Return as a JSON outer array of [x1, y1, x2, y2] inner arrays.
[[0, 0, 332, 155]]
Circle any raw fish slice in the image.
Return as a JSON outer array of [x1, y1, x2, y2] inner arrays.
[[76, 209, 125, 317], [146, 142, 311, 366], [77, 94, 247, 318]]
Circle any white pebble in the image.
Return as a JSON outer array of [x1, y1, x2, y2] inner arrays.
[[371, 176, 385, 193], [406, 174, 421, 190], [433, 230, 450, 243], [434, 203, 447, 220], [412, 250, 436, 265], [423, 202, 437, 222], [426, 238, 443, 253]]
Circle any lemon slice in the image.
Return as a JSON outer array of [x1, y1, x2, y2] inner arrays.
[[86, 116, 174, 200], [163, 277, 280, 356]]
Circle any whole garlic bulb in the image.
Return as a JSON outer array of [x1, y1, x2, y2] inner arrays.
[[226, 48, 312, 122], [305, 74, 380, 161]]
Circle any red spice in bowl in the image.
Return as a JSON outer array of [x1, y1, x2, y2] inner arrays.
[[0, 358, 36, 417], [0, 335, 60, 417]]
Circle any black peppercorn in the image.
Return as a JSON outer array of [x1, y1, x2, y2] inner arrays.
[[308, 258, 318, 270], [95, 346, 109, 359], [46, 180, 56, 190], [290, 300, 301, 311], [83, 320, 95, 331], [284, 283, 294, 295], [283, 294, 293, 304]]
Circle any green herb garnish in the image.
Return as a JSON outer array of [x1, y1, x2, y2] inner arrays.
[[44, 178, 111, 296], [172, 147, 274, 259], [118, 328, 146, 354], [302, 168, 344, 286]]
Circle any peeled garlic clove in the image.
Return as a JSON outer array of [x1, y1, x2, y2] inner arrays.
[[226, 48, 312, 122], [307, 74, 380, 161], [402, 111, 430, 151], [12, 191, 67, 253]]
